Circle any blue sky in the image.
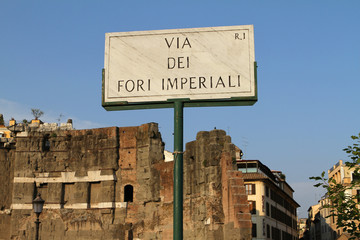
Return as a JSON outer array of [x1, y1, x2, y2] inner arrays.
[[1, 1, 359, 218]]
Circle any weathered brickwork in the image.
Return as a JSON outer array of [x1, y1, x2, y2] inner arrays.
[[0, 123, 251, 240], [182, 130, 251, 239], [0, 148, 14, 239]]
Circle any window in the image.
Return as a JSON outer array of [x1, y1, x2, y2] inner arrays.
[[353, 173, 360, 183], [270, 189, 275, 201], [271, 205, 276, 219], [42, 134, 51, 151], [267, 224, 270, 238], [266, 202, 270, 216], [252, 223, 257, 237], [265, 185, 269, 197], [282, 230, 292, 240], [124, 185, 134, 202], [238, 162, 258, 173], [272, 227, 280, 240], [249, 201, 256, 214], [245, 184, 256, 195]]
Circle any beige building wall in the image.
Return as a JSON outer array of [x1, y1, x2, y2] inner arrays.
[[0, 126, 11, 138], [239, 160, 299, 240], [309, 160, 360, 239], [318, 197, 335, 240], [326, 160, 360, 238]]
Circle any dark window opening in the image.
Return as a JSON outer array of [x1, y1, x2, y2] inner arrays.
[[353, 173, 360, 183], [124, 185, 134, 202], [247, 163, 257, 168], [272, 227, 280, 240], [42, 135, 51, 151], [249, 201, 256, 214], [252, 223, 257, 237]]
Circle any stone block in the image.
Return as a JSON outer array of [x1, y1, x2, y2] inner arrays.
[[46, 183, 62, 203], [12, 183, 34, 204], [101, 181, 115, 202], [0, 215, 11, 240]]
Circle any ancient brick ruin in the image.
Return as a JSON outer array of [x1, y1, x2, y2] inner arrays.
[[0, 123, 251, 240]]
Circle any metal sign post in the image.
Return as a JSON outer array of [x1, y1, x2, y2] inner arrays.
[[173, 100, 184, 240]]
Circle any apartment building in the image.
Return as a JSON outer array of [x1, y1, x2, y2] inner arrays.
[[327, 160, 359, 239], [318, 196, 335, 240], [297, 218, 307, 239], [238, 159, 300, 240], [307, 203, 321, 240], [306, 160, 360, 240]]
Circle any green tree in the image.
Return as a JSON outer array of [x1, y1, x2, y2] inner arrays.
[[310, 133, 360, 240], [31, 108, 44, 120]]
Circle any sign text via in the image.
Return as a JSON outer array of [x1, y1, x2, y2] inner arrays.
[[166, 37, 191, 70]]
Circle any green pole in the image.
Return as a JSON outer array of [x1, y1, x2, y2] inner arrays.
[[173, 100, 184, 240]]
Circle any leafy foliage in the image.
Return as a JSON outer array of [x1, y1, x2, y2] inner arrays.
[[310, 133, 360, 240]]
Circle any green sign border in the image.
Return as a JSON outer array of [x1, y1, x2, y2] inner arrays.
[[102, 62, 258, 111]]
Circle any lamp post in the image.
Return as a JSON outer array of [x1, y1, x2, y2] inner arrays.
[[33, 193, 45, 240]]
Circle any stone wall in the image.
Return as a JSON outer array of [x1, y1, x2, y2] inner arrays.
[[182, 130, 251, 240], [9, 126, 121, 239], [0, 148, 14, 240], [0, 123, 251, 240]]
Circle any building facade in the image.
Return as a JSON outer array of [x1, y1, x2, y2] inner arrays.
[[307, 204, 321, 240], [297, 218, 307, 240], [237, 160, 300, 240], [0, 114, 12, 144], [306, 160, 360, 240], [328, 159, 360, 237]]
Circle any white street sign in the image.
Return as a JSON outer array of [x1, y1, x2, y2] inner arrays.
[[104, 25, 255, 104]]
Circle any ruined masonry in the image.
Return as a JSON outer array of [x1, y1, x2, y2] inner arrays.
[[0, 123, 251, 240]]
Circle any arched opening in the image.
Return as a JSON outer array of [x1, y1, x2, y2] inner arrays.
[[124, 185, 133, 202]]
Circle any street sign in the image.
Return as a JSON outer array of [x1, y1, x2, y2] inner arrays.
[[102, 25, 257, 240], [102, 25, 257, 110]]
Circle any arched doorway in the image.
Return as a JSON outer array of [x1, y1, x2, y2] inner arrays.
[[124, 185, 133, 202]]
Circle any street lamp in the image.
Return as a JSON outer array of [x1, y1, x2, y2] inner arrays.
[[33, 193, 45, 240]]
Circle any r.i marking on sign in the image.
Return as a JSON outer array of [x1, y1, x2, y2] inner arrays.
[[235, 32, 246, 40]]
